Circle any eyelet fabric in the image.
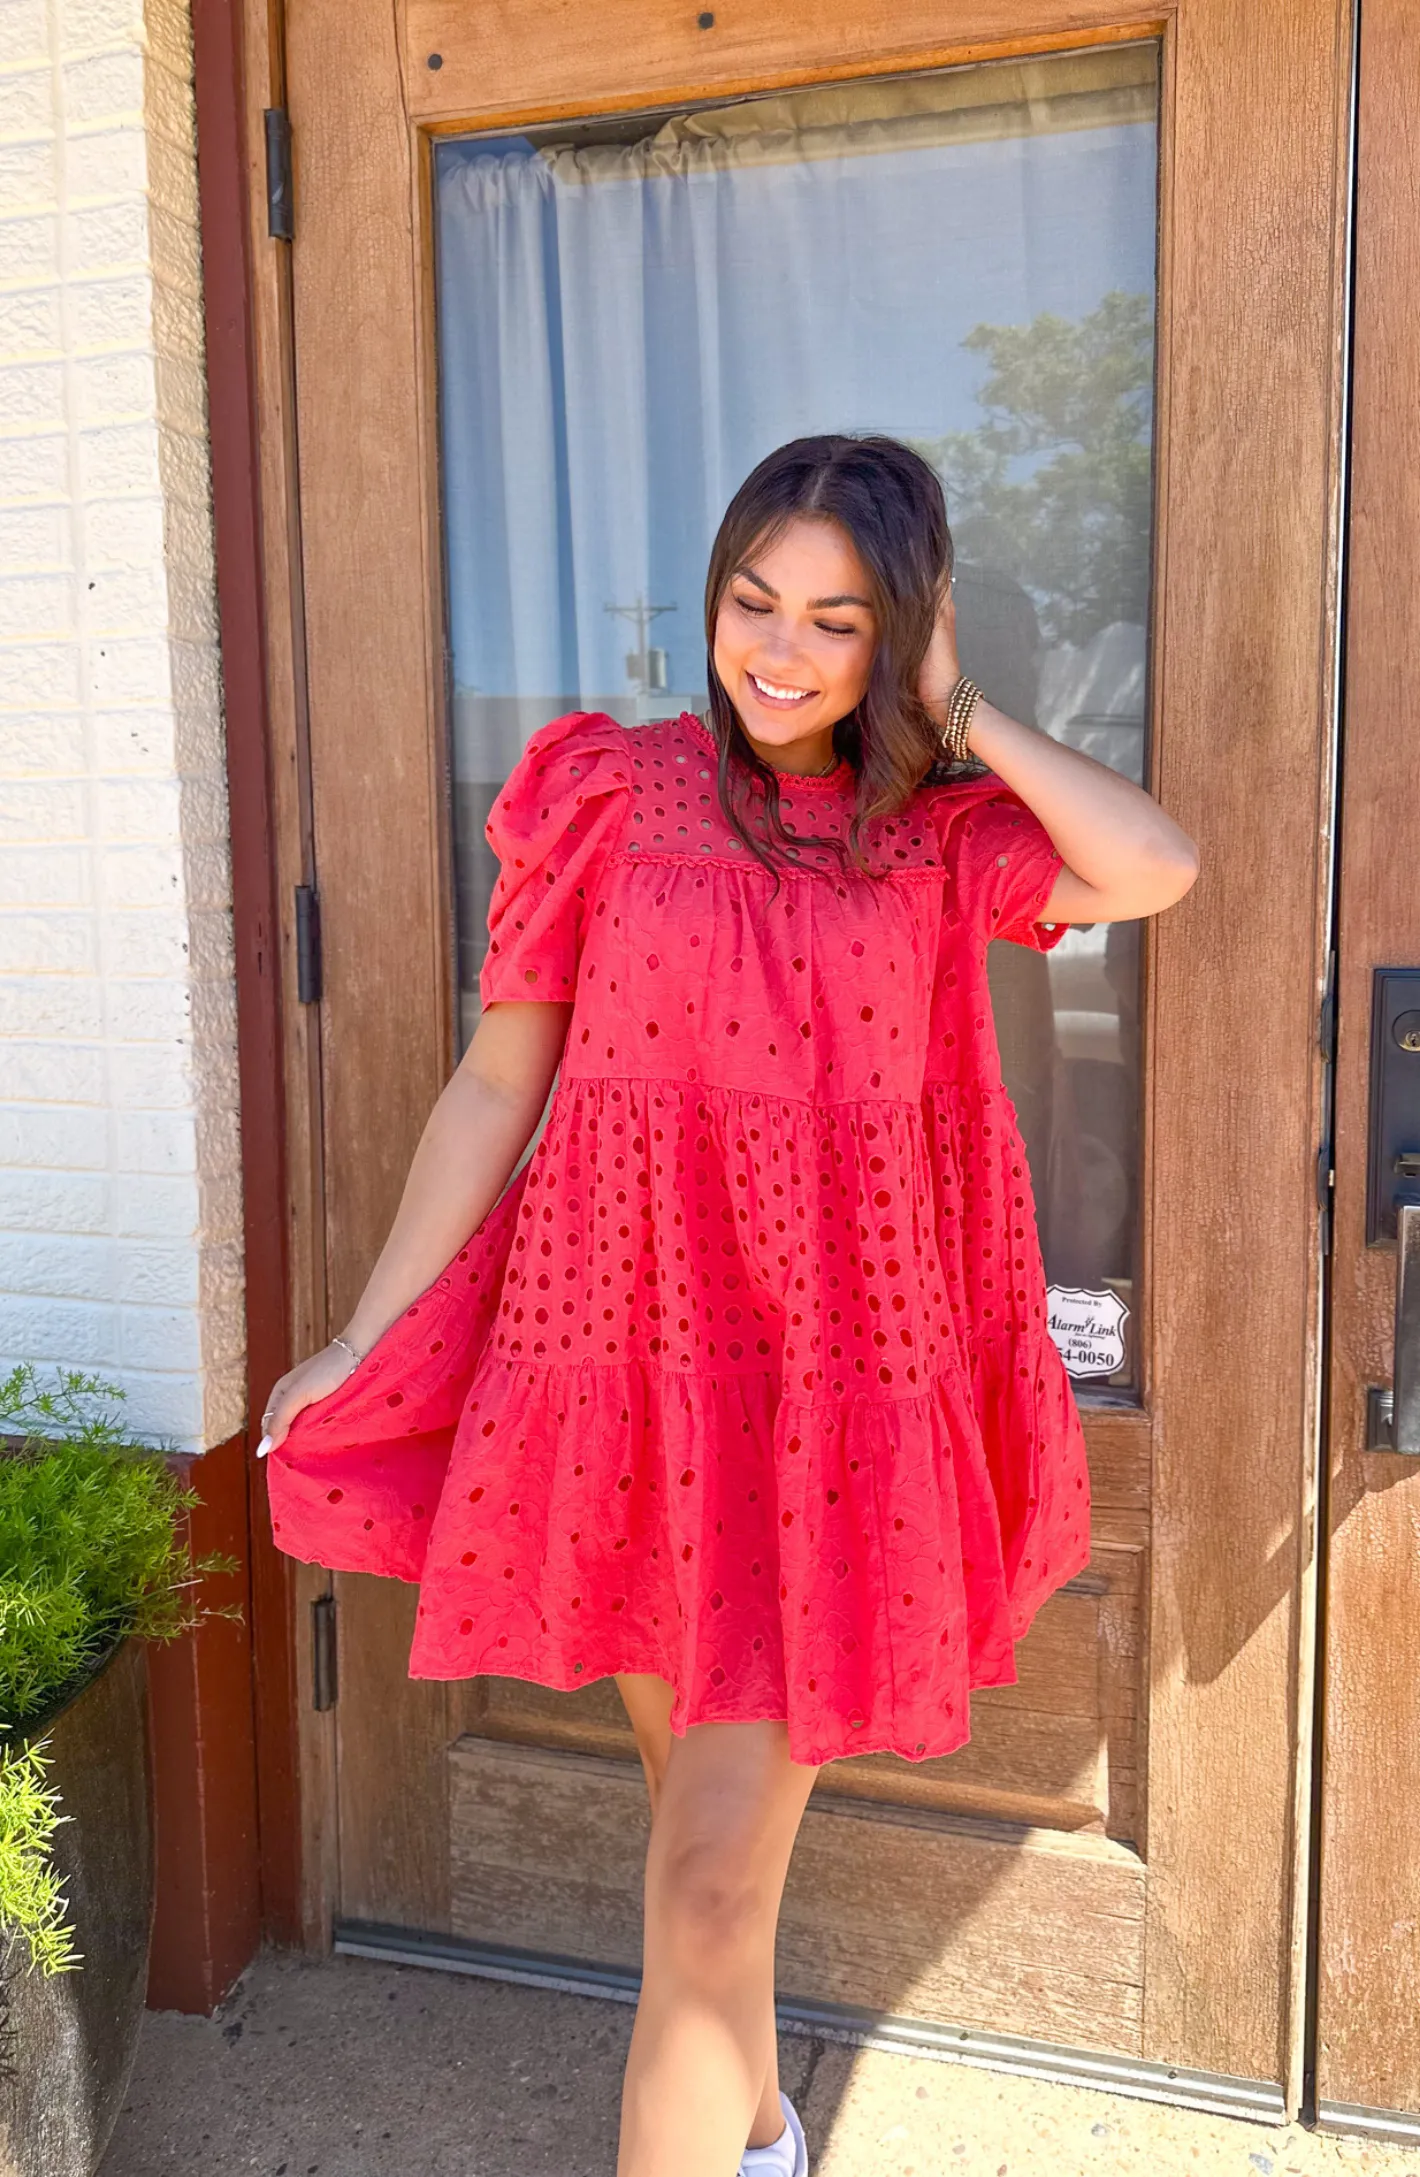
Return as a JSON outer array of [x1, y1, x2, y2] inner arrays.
[[268, 711, 1090, 1766]]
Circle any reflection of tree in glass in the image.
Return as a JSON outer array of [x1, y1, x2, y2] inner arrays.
[[917, 291, 1154, 648]]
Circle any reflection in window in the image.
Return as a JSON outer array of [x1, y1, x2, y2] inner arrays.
[[435, 43, 1158, 1385]]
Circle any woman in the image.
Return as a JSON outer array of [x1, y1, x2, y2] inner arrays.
[[261, 435, 1198, 2177]]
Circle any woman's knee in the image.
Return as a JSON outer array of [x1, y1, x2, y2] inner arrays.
[[647, 1823, 775, 1976], [641, 1720, 817, 1979]]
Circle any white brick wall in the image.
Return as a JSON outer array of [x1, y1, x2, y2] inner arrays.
[[0, 0, 244, 1449]]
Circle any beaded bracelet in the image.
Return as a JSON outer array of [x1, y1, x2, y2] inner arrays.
[[940, 673, 984, 763]]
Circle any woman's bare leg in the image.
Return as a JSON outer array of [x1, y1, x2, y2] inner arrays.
[[617, 1679, 795, 2148], [611, 1695, 818, 2177]]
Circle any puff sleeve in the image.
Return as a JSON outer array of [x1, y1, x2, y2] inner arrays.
[[943, 786, 1068, 952], [480, 712, 632, 1004]]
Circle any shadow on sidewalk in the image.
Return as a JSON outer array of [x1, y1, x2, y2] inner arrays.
[[99, 1947, 819, 2177]]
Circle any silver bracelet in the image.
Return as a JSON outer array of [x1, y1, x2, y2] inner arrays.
[[330, 1333, 363, 1374]]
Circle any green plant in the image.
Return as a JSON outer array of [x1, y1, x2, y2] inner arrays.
[[0, 1366, 239, 1973], [0, 1366, 237, 1731], [0, 1742, 79, 1976]]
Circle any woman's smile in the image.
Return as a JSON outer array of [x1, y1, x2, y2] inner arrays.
[[745, 669, 818, 710]]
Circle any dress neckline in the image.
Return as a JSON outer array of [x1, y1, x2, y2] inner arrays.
[[679, 711, 851, 791]]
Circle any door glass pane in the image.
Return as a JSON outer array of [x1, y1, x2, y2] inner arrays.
[[435, 42, 1159, 1389]]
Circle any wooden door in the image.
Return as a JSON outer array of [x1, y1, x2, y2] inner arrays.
[[1313, 0, 1420, 2138], [259, 0, 1353, 2104]]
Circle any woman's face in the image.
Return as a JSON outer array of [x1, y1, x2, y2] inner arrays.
[[712, 516, 878, 770]]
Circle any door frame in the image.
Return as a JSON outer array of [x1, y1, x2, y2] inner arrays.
[[1314, 0, 1420, 2134], [223, 0, 1358, 2103]]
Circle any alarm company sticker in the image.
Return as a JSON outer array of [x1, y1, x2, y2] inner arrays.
[[1046, 1286, 1131, 1379]]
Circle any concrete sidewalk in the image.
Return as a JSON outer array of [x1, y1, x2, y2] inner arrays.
[[101, 1950, 1420, 2177]]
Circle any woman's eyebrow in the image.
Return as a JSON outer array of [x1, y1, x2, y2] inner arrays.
[[732, 566, 873, 611]]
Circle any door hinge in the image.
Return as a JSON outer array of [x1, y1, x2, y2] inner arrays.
[[294, 883, 322, 1004], [264, 107, 294, 241], [311, 1593, 338, 1711]]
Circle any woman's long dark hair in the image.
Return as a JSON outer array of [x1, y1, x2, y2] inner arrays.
[[704, 433, 957, 870]]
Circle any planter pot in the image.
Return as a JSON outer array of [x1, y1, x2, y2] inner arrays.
[[0, 1639, 153, 2177]]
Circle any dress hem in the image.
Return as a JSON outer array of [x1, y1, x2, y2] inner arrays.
[[405, 1647, 985, 1768], [268, 1522, 1093, 1770]]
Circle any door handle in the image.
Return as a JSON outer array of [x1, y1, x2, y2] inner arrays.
[[1380, 1186, 1420, 1455], [1364, 971, 1420, 1455]]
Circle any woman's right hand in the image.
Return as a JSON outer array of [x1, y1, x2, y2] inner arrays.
[[257, 1341, 361, 1457]]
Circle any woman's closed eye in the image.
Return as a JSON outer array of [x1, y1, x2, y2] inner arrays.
[[733, 594, 859, 638]]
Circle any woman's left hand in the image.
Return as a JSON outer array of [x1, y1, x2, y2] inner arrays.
[[917, 582, 961, 726]]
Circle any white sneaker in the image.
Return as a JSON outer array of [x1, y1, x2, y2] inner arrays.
[[740, 2091, 808, 2177]]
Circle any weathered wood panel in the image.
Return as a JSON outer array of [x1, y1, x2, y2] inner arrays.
[[1082, 1407, 1151, 1513], [334, 1575, 452, 1931], [286, 0, 451, 1324], [404, 0, 1163, 129], [449, 1736, 1145, 2049], [1140, 0, 1348, 2089]]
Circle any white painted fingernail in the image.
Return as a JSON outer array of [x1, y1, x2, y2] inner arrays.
[[256, 1434, 272, 1459]]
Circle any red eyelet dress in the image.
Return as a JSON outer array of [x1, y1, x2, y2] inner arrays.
[[267, 711, 1090, 1766]]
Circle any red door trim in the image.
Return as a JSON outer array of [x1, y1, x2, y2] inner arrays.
[[190, 0, 304, 1952]]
